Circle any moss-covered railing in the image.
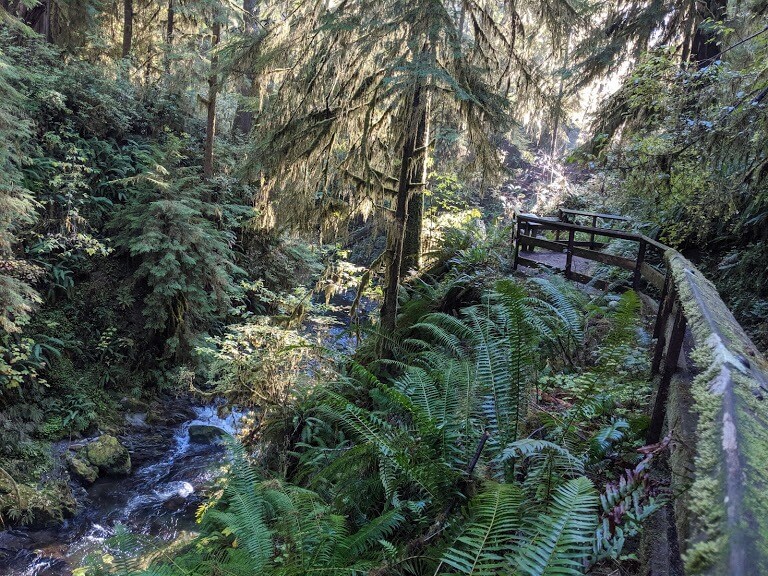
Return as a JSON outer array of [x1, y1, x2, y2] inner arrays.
[[513, 211, 768, 576]]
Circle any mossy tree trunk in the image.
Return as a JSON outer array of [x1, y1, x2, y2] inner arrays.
[[381, 84, 429, 333], [122, 0, 133, 58], [166, 0, 174, 46], [232, 0, 259, 136], [203, 19, 221, 180], [402, 169, 426, 273]]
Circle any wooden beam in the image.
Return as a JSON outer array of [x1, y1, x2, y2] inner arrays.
[[641, 262, 666, 291], [633, 240, 647, 289], [647, 306, 687, 444], [516, 256, 543, 269], [565, 228, 575, 280], [517, 213, 642, 242], [571, 245, 636, 270], [558, 208, 631, 222], [520, 236, 567, 253]]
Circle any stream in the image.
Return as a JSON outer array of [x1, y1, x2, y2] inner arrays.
[[0, 291, 371, 576], [0, 405, 244, 576]]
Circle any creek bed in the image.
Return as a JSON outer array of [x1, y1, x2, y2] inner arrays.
[[0, 405, 244, 576], [0, 290, 370, 576]]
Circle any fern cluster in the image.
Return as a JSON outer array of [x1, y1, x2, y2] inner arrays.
[[124, 274, 660, 576]]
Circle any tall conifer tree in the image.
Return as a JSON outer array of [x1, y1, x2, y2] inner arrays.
[[252, 0, 581, 331]]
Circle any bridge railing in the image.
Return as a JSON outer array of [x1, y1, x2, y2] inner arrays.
[[512, 209, 768, 576], [513, 211, 667, 291]]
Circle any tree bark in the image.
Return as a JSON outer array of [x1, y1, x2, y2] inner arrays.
[[380, 85, 429, 334], [43, 0, 51, 42], [402, 184, 424, 273], [122, 0, 133, 58], [166, 0, 174, 45], [232, 0, 258, 136], [203, 19, 221, 180], [401, 90, 430, 274], [19, 1, 49, 38]]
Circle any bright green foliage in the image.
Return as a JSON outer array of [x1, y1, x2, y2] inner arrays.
[[439, 482, 525, 574], [138, 444, 406, 576], [580, 13, 768, 344], [514, 477, 598, 576], [0, 46, 40, 336], [131, 274, 652, 576], [440, 478, 598, 576], [196, 319, 312, 404], [109, 139, 244, 356]]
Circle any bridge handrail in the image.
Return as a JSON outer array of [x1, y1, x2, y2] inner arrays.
[[513, 209, 768, 576], [558, 207, 631, 222]]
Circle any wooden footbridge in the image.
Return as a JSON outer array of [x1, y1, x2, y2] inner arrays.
[[513, 208, 768, 576]]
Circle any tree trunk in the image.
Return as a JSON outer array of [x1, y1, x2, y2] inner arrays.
[[19, 1, 49, 37], [550, 37, 570, 162], [232, 0, 258, 136], [166, 0, 174, 45], [402, 186, 424, 273], [402, 91, 430, 274], [203, 19, 221, 180], [380, 85, 429, 334], [43, 0, 51, 42], [122, 0, 133, 58]]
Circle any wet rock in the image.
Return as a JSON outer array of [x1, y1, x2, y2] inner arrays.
[[123, 433, 168, 467], [66, 453, 98, 485], [146, 401, 196, 427], [162, 495, 187, 511], [0, 529, 32, 554], [188, 424, 227, 444], [84, 435, 131, 476]]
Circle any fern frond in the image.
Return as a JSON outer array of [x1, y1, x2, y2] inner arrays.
[[439, 482, 524, 575], [516, 477, 598, 576]]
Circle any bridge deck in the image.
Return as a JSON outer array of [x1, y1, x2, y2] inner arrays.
[[516, 249, 595, 278]]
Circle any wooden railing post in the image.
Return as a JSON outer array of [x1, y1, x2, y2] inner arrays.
[[653, 271, 672, 340], [565, 228, 575, 280], [633, 240, 647, 290], [513, 216, 521, 270], [589, 215, 597, 249], [647, 305, 687, 444], [651, 284, 675, 377]]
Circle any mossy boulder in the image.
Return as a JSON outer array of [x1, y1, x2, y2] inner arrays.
[[67, 453, 99, 484], [84, 434, 131, 476]]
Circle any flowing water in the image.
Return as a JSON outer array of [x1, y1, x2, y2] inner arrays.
[[0, 405, 244, 576], [0, 291, 372, 576]]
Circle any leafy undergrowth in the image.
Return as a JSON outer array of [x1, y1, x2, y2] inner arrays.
[[86, 229, 665, 576]]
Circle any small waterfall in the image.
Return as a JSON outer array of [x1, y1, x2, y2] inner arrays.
[[0, 404, 245, 576]]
